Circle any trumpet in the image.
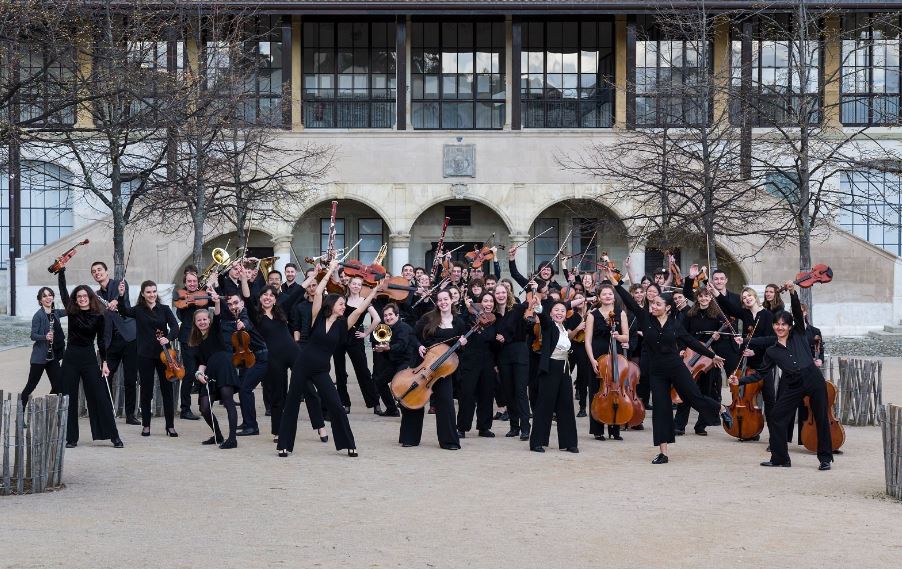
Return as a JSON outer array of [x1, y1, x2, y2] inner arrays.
[[372, 323, 392, 347], [200, 247, 232, 287]]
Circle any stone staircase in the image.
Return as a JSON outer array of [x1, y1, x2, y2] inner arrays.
[[868, 322, 902, 338]]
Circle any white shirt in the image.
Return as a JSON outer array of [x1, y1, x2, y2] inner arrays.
[[551, 323, 571, 361]]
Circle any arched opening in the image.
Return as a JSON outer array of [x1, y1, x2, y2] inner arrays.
[[173, 229, 274, 284], [291, 199, 390, 267], [0, 161, 74, 269], [409, 200, 511, 271], [643, 230, 748, 286], [527, 199, 628, 274]]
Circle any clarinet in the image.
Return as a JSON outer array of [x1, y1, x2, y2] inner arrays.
[[46, 311, 55, 361]]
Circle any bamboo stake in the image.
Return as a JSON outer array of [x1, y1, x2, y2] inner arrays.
[[1, 396, 9, 496]]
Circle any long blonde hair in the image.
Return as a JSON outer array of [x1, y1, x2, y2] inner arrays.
[[741, 287, 761, 310]]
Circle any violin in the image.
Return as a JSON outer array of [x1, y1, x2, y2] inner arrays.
[[591, 311, 634, 426], [525, 286, 544, 352], [596, 251, 622, 283], [777, 264, 833, 292], [155, 330, 185, 382], [723, 324, 765, 441], [800, 381, 846, 453], [667, 251, 683, 287], [340, 259, 387, 286], [692, 266, 709, 291], [465, 234, 503, 269], [231, 329, 256, 368], [361, 275, 418, 302], [173, 289, 212, 309], [47, 239, 89, 274], [390, 311, 496, 409]]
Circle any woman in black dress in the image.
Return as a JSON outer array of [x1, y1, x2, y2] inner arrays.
[[189, 290, 241, 449], [334, 275, 381, 413], [403, 289, 465, 449], [256, 285, 327, 443], [583, 284, 630, 441], [456, 292, 498, 438], [119, 280, 180, 438], [277, 260, 383, 458], [602, 266, 731, 464], [20, 285, 66, 410], [58, 269, 123, 448]]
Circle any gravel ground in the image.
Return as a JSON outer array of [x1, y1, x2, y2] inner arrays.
[[828, 336, 902, 357], [0, 346, 900, 569]]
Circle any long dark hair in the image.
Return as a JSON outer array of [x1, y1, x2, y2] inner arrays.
[[764, 284, 785, 313], [36, 287, 55, 303], [421, 290, 452, 338], [137, 280, 157, 309], [687, 289, 719, 319], [65, 285, 104, 316], [322, 293, 344, 318], [256, 285, 286, 323]]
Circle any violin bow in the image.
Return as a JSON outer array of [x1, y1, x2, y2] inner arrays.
[[510, 226, 554, 253], [518, 228, 574, 298], [205, 382, 223, 445], [576, 230, 597, 275]]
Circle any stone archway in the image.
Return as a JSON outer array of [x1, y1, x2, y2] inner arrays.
[[290, 199, 391, 269]]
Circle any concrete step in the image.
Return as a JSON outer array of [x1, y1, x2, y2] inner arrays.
[[867, 329, 902, 338], [882, 324, 902, 334]]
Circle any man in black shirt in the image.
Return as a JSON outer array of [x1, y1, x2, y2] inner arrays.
[[172, 267, 202, 420], [736, 284, 833, 470], [221, 294, 268, 437]]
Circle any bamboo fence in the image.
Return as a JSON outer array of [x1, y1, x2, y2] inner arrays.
[[0, 392, 69, 496]]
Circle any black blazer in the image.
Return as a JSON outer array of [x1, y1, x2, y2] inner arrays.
[[535, 300, 569, 374]]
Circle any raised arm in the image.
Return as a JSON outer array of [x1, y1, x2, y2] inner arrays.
[[346, 276, 385, 330], [507, 247, 529, 289], [788, 286, 806, 333], [58, 269, 70, 307], [311, 261, 337, 322]]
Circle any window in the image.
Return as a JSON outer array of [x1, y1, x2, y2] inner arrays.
[[18, 45, 76, 126], [126, 39, 185, 124], [445, 205, 471, 226], [358, 218, 384, 263], [205, 16, 286, 127], [838, 171, 902, 256], [0, 162, 74, 269], [730, 15, 821, 127], [764, 170, 801, 204], [320, 217, 345, 257], [521, 20, 614, 128], [303, 21, 397, 128], [635, 16, 711, 127], [412, 20, 505, 129], [841, 13, 901, 125], [532, 218, 559, 271], [570, 218, 598, 272]]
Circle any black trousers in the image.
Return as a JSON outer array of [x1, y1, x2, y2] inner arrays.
[[636, 352, 651, 407], [21, 359, 62, 409], [674, 367, 722, 432], [649, 355, 721, 447], [179, 344, 198, 412], [371, 352, 399, 414], [399, 375, 458, 447], [766, 366, 833, 464], [334, 340, 380, 408], [137, 356, 175, 430], [528, 350, 540, 409], [530, 359, 578, 450], [499, 342, 530, 432], [456, 352, 495, 433], [106, 334, 138, 417], [238, 351, 269, 431], [570, 345, 590, 409], [61, 346, 120, 444], [279, 361, 355, 453]]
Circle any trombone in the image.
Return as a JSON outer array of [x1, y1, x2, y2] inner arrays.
[[200, 247, 232, 287]]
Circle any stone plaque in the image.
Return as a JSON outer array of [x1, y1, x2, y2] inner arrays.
[[443, 144, 476, 178]]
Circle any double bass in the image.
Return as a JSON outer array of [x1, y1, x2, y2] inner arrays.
[[155, 330, 185, 382], [723, 324, 765, 441], [391, 312, 495, 410], [591, 311, 634, 426]]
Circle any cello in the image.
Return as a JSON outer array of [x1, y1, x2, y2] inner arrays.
[[671, 321, 730, 404], [723, 323, 765, 441], [391, 311, 495, 410], [155, 330, 185, 382], [800, 381, 846, 453], [591, 311, 634, 426]]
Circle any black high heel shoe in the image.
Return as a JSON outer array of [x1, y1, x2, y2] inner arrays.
[[112, 438, 124, 448], [277, 449, 289, 457], [347, 449, 358, 457], [141, 428, 150, 437], [166, 428, 179, 438], [318, 429, 329, 443]]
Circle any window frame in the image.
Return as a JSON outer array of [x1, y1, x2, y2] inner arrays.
[[840, 13, 902, 126]]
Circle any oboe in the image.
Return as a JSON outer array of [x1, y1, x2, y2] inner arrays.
[[46, 311, 55, 361]]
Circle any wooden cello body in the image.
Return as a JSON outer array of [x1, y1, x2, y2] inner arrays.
[[390, 344, 458, 410], [591, 312, 634, 426], [624, 359, 645, 427], [723, 378, 765, 441], [800, 380, 846, 453]]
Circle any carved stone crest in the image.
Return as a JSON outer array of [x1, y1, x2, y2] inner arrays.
[[443, 144, 476, 178], [450, 183, 469, 200]]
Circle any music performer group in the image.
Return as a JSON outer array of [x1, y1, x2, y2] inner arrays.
[[19, 204, 842, 470]]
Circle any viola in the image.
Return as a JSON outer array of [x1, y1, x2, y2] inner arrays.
[[591, 311, 634, 426], [155, 330, 185, 382], [47, 239, 89, 274], [800, 381, 846, 453], [391, 311, 495, 409], [231, 329, 256, 368], [778, 264, 833, 292], [173, 289, 211, 309]]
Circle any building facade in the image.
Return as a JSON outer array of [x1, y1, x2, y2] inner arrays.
[[6, 1, 902, 335]]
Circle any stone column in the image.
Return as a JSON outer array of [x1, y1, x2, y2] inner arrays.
[[712, 15, 731, 125], [614, 15, 627, 128], [509, 233, 530, 276], [75, 32, 95, 129], [291, 15, 303, 130], [823, 15, 842, 129], [389, 233, 411, 275], [271, 234, 294, 276]]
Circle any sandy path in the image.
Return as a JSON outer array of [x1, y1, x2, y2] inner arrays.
[[1, 347, 899, 569]]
